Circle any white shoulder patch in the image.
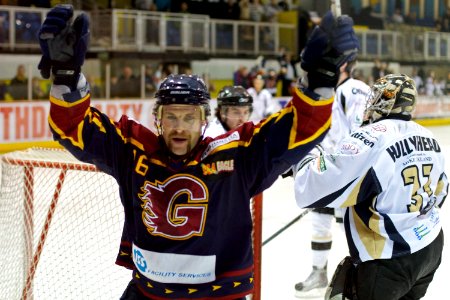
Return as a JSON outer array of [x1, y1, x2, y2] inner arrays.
[[201, 131, 240, 160]]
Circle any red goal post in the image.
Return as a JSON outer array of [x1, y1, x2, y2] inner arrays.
[[0, 147, 263, 299]]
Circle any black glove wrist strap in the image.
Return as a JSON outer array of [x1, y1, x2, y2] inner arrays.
[[53, 72, 80, 92]]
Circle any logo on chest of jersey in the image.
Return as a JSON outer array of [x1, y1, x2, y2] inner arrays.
[[138, 174, 209, 240], [201, 159, 234, 175]]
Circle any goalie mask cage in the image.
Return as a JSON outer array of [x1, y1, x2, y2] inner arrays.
[[0, 147, 263, 300]]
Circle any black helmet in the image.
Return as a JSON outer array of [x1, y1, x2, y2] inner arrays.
[[154, 74, 211, 118], [364, 74, 417, 124], [217, 86, 253, 108]]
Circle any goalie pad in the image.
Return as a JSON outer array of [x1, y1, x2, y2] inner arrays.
[[325, 256, 357, 300]]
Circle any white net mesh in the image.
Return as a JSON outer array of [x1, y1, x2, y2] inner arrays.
[[0, 148, 131, 300], [0, 147, 263, 300]]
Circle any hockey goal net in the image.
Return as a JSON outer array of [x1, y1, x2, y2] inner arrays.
[[0, 147, 263, 300]]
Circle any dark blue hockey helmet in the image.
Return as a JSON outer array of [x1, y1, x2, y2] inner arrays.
[[154, 74, 211, 119]]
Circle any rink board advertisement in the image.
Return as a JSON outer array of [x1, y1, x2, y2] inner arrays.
[[1, 97, 450, 151], [0, 99, 158, 151]]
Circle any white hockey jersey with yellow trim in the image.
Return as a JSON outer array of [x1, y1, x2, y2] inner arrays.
[[295, 118, 448, 263]]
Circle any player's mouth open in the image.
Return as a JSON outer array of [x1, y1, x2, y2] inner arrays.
[[172, 137, 187, 143]]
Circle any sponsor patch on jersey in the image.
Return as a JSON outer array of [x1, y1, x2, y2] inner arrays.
[[132, 243, 216, 284], [201, 131, 240, 160], [350, 132, 375, 148], [370, 123, 387, 132], [201, 159, 234, 175]]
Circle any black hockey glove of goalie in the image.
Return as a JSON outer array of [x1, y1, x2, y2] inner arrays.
[[300, 11, 359, 91], [38, 4, 89, 91]]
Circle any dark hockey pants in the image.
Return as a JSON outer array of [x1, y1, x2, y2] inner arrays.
[[355, 229, 444, 300]]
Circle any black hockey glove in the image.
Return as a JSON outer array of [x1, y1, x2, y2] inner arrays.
[[38, 4, 89, 91], [300, 11, 359, 91]]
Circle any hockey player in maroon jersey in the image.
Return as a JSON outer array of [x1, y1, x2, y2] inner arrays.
[[38, 5, 359, 299]]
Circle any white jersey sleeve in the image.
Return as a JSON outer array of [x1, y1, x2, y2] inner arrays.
[[203, 117, 227, 138], [295, 119, 448, 263], [321, 78, 370, 153]]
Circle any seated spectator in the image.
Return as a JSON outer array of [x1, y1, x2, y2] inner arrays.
[[391, 8, 404, 24], [87, 75, 103, 98], [8, 64, 28, 100], [115, 66, 140, 98], [233, 66, 251, 89], [31, 77, 48, 100]]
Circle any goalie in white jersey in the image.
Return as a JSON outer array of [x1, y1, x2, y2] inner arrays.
[[204, 85, 253, 137], [294, 59, 370, 298], [294, 74, 448, 300]]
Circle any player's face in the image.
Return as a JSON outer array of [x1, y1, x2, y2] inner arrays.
[[160, 105, 204, 156], [221, 106, 251, 130]]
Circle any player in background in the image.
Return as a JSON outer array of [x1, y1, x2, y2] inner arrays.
[[294, 74, 448, 300], [247, 74, 281, 123], [294, 59, 370, 298], [204, 85, 253, 138], [38, 5, 358, 299]]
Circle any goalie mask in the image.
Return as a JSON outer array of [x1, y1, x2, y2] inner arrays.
[[364, 74, 417, 124], [154, 74, 211, 121]]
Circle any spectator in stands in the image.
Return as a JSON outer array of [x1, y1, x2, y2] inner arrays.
[[264, 68, 279, 97], [425, 70, 436, 96], [219, 0, 240, 20], [135, 0, 155, 10], [247, 74, 281, 122], [144, 65, 157, 98], [0, 81, 7, 101], [7, 64, 28, 100], [390, 8, 404, 24], [0, 12, 8, 44], [354, 6, 384, 29], [116, 66, 140, 98], [31, 76, 48, 100], [110, 75, 120, 99], [239, 0, 251, 21], [411, 67, 425, 95], [278, 49, 298, 96], [264, 0, 281, 22], [87, 75, 103, 99], [277, 0, 289, 11], [444, 72, 450, 95], [405, 11, 418, 25], [439, 8, 450, 32], [233, 66, 251, 89], [249, 0, 265, 22]]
